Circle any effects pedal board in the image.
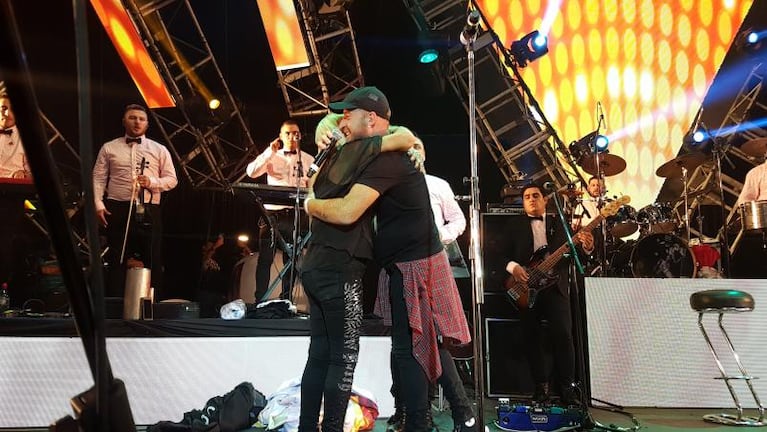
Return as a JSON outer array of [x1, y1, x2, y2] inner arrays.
[[495, 398, 583, 432]]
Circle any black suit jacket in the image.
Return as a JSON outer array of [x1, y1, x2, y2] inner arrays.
[[485, 214, 577, 296]]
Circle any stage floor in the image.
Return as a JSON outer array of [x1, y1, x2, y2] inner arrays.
[[3, 404, 764, 431]]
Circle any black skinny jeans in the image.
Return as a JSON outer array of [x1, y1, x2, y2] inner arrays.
[[298, 259, 365, 432], [387, 267, 432, 432]]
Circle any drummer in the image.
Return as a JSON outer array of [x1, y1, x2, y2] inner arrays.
[[574, 176, 606, 229], [732, 141, 767, 278]]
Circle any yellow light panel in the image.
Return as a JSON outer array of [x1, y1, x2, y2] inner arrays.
[[477, 0, 753, 209], [256, 0, 311, 71], [90, 0, 176, 108]]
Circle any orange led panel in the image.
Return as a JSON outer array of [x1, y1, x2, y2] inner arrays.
[[476, 0, 753, 210], [90, 0, 176, 108], [256, 0, 311, 71]]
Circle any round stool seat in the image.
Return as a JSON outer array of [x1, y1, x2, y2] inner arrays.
[[690, 290, 754, 312]]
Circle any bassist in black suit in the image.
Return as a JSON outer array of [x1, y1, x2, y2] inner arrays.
[[501, 183, 594, 406]]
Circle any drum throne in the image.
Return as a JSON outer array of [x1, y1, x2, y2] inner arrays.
[[690, 289, 765, 426]]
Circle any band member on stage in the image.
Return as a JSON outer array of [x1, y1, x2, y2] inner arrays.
[[574, 176, 605, 229], [737, 158, 767, 204], [0, 94, 30, 179], [304, 87, 471, 432], [0, 94, 31, 291], [502, 183, 593, 406], [732, 155, 767, 278], [296, 86, 418, 432], [93, 104, 178, 298], [245, 119, 314, 302]]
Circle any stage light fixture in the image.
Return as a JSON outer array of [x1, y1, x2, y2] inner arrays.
[[692, 130, 708, 144], [237, 234, 249, 243], [208, 98, 221, 110], [595, 134, 610, 151], [509, 30, 549, 68], [735, 28, 766, 53], [418, 49, 439, 64]]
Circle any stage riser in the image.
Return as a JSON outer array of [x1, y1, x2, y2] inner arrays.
[[0, 336, 394, 428]]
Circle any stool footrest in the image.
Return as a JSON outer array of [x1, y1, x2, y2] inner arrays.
[[703, 413, 767, 426], [714, 376, 759, 381]]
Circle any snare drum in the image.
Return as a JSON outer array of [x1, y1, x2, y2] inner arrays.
[[739, 200, 767, 231], [637, 202, 678, 234], [630, 233, 696, 278]]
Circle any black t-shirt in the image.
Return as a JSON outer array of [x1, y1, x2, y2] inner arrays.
[[357, 152, 442, 266], [304, 136, 382, 270]]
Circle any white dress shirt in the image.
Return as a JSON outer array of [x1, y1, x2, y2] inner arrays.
[[246, 146, 314, 210], [93, 135, 178, 211], [737, 161, 767, 205], [505, 216, 547, 276], [0, 126, 29, 178], [425, 174, 466, 244], [575, 198, 600, 229]]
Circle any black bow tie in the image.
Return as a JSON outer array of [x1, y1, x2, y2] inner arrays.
[[283, 150, 297, 155], [527, 215, 544, 221], [0, 129, 12, 136], [126, 137, 141, 144]]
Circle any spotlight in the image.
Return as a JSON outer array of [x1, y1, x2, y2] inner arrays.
[[735, 28, 766, 53], [692, 130, 708, 144], [509, 30, 549, 68], [595, 134, 609, 151], [418, 49, 439, 64], [237, 234, 249, 243], [208, 98, 221, 110]]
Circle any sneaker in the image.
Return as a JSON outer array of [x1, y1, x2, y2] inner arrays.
[[386, 408, 405, 432], [454, 417, 477, 432]]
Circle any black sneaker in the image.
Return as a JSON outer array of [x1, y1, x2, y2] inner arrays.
[[386, 408, 405, 432], [453, 417, 477, 432]]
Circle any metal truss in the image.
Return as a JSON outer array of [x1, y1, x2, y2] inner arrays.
[[276, 0, 364, 117], [124, 0, 257, 188], [402, 1, 577, 189], [675, 63, 765, 240]]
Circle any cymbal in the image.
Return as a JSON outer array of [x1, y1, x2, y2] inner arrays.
[[580, 153, 626, 176], [740, 137, 767, 158], [655, 152, 707, 178]]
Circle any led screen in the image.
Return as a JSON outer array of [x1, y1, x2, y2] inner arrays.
[[476, 0, 752, 209]]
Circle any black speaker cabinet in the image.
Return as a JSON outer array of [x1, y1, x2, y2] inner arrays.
[[484, 316, 556, 398], [481, 212, 524, 293]]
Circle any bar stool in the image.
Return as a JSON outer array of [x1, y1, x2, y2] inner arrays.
[[690, 289, 766, 426]]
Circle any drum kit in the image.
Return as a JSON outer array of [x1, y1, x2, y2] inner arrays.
[[564, 142, 711, 278]]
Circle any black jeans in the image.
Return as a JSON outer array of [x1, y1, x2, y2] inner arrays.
[[387, 267, 431, 432], [298, 259, 365, 432]]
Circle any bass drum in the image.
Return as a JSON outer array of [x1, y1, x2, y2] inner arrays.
[[630, 234, 696, 278]]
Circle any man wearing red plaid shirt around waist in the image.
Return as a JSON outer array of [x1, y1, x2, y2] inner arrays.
[[306, 126, 471, 432]]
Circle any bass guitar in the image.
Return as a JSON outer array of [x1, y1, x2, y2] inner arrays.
[[504, 196, 630, 309]]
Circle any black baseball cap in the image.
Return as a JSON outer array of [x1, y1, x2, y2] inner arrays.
[[328, 86, 391, 120]]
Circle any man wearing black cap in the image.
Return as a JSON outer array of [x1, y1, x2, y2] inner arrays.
[[303, 87, 471, 432], [297, 86, 416, 432]]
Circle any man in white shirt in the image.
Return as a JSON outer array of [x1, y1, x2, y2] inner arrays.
[[0, 94, 30, 179], [0, 94, 31, 290], [93, 104, 178, 298], [732, 151, 767, 278], [245, 119, 314, 302]]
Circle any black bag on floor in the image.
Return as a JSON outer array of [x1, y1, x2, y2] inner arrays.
[[147, 381, 267, 432]]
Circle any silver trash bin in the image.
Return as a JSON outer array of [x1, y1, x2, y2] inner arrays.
[[123, 268, 153, 320]]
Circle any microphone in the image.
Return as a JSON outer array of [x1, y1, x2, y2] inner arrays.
[[307, 128, 345, 178], [460, 9, 481, 45], [542, 181, 555, 190]]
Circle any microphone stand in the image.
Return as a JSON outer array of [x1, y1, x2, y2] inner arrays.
[[461, 21, 487, 431], [287, 143, 304, 304], [591, 108, 609, 276]]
